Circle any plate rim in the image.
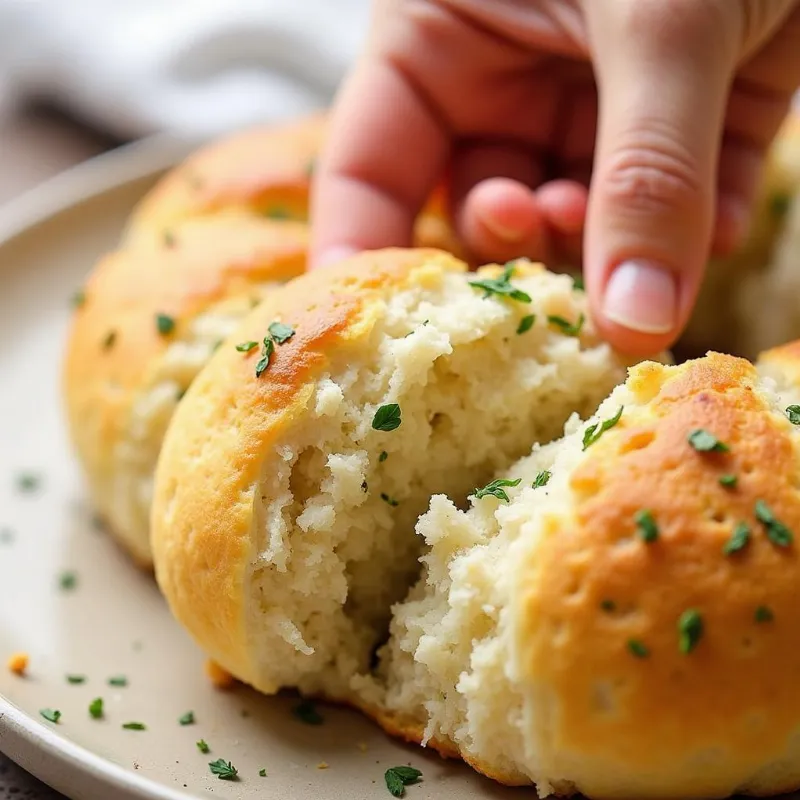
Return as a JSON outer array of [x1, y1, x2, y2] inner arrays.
[[0, 133, 200, 800]]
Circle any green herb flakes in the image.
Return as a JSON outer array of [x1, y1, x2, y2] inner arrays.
[[268, 321, 295, 344], [627, 640, 649, 658], [40, 709, 61, 724], [472, 478, 522, 503], [384, 765, 423, 797], [516, 315, 535, 335], [89, 698, 104, 719], [263, 206, 291, 220], [122, 722, 146, 731], [723, 522, 751, 556], [197, 739, 210, 754], [719, 474, 738, 488], [600, 599, 616, 612], [259, 768, 268, 777], [687, 429, 729, 453], [179, 711, 195, 726], [532, 470, 551, 489], [293, 699, 324, 725], [372, 403, 402, 432], [255, 338, 275, 378], [634, 509, 658, 543], [678, 609, 703, 654], [755, 500, 793, 547], [572, 275, 585, 291], [235, 341, 258, 353], [379, 450, 388, 463], [163, 230, 176, 248], [786, 405, 800, 425], [108, 675, 128, 687], [71, 289, 86, 308], [209, 759, 239, 781], [66, 674, 86, 685], [381, 493, 399, 507], [102, 330, 117, 350], [16, 472, 40, 493], [547, 313, 585, 337], [771, 192, 791, 219], [755, 605, 774, 623], [468, 262, 531, 303], [582, 407, 624, 450], [155, 313, 175, 336], [59, 571, 77, 591]]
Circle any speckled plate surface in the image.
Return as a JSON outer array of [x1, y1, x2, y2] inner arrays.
[[0, 138, 519, 800]]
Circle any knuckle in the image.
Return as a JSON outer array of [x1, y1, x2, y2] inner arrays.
[[599, 135, 705, 219]]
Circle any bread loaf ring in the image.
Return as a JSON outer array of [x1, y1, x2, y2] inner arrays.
[[150, 247, 800, 796], [62, 115, 456, 566]]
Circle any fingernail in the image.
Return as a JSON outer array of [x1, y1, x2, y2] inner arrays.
[[602, 260, 677, 335], [312, 245, 358, 269], [480, 211, 527, 243]]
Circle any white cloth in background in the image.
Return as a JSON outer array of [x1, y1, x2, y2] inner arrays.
[[0, 0, 370, 139]]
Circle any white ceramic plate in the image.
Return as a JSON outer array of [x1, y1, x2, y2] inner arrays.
[[0, 138, 518, 800]]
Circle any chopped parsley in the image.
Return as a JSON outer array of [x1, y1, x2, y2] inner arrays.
[[102, 330, 117, 350], [600, 599, 616, 612], [572, 275, 585, 291], [771, 192, 791, 219], [255, 338, 275, 378], [293, 699, 324, 725], [155, 313, 175, 336], [162, 230, 176, 248], [516, 315, 535, 335], [468, 262, 531, 303], [786, 405, 800, 425], [59, 571, 77, 591], [472, 478, 521, 503], [16, 472, 40, 493], [263, 206, 291, 220], [384, 765, 423, 797], [547, 313, 585, 337], [582, 407, 624, 450], [122, 722, 146, 731], [372, 403, 402, 432], [196, 739, 210, 754], [40, 709, 61, 724], [687, 429, 729, 453], [634, 509, 658, 543], [723, 522, 751, 556], [235, 341, 258, 353], [178, 711, 195, 726], [379, 450, 388, 463], [719, 474, 738, 488], [71, 289, 86, 308], [755, 605, 774, 623], [259, 768, 268, 777], [755, 500, 793, 547], [209, 759, 239, 781], [678, 609, 703, 654], [267, 321, 295, 344], [381, 493, 399, 507], [627, 639, 649, 658], [108, 675, 128, 687], [532, 470, 551, 489], [66, 674, 86, 685], [89, 698, 104, 719]]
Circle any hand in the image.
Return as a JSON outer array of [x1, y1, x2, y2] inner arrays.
[[310, 0, 800, 355]]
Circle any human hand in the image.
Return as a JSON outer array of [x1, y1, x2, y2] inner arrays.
[[310, 0, 800, 355]]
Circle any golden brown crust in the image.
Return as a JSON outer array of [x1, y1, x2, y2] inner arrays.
[[151, 248, 466, 686], [519, 353, 800, 798], [63, 212, 307, 562], [122, 113, 461, 256]]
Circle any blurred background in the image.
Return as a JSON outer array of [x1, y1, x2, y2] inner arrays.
[[0, 0, 371, 204]]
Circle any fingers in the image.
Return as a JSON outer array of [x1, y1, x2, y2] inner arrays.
[[583, 0, 741, 355], [309, 55, 448, 268]]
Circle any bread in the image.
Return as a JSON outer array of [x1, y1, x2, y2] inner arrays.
[[62, 115, 456, 566], [151, 252, 800, 796], [151, 249, 644, 698]]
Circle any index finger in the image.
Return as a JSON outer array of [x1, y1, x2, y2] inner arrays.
[[309, 55, 450, 267]]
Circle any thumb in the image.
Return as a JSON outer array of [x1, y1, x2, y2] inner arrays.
[[583, 1, 739, 355]]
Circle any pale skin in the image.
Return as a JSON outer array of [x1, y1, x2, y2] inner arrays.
[[310, 0, 800, 356]]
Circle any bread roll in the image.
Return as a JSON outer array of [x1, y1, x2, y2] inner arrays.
[[63, 115, 456, 566], [151, 248, 643, 698]]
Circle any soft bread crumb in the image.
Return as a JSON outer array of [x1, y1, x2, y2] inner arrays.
[[205, 659, 235, 689], [7, 652, 28, 676]]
